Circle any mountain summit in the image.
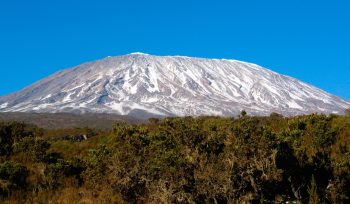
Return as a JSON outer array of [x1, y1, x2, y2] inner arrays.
[[0, 53, 349, 118]]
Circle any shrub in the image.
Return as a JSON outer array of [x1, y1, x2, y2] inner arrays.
[[0, 161, 28, 194], [0, 122, 43, 156], [13, 137, 50, 162]]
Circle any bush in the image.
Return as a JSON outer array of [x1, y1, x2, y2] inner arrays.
[[0, 123, 13, 156], [0, 122, 43, 156], [0, 161, 28, 194], [345, 109, 350, 117], [45, 157, 86, 189], [13, 137, 50, 162]]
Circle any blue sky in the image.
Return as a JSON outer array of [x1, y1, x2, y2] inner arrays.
[[0, 0, 349, 99]]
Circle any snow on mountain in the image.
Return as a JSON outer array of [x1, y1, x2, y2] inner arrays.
[[0, 53, 349, 118]]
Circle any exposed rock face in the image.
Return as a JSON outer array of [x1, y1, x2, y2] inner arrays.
[[0, 53, 349, 117]]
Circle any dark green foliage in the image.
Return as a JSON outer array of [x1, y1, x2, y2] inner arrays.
[[82, 145, 110, 188], [45, 157, 86, 190], [240, 109, 247, 117], [0, 114, 350, 203], [309, 114, 338, 152], [0, 121, 43, 156], [13, 137, 50, 162], [0, 124, 13, 156], [0, 161, 28, 194]]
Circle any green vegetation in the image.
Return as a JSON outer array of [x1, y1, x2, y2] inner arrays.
[[0, 114, 350, 203], [346, 108, 350, 117]]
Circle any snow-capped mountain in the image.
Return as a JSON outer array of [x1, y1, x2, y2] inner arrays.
[[0, 53, 349, 117]]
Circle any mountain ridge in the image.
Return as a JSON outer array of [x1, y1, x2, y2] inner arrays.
[[0, 53, 349, 118]]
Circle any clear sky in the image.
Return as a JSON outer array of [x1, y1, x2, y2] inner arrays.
[[0, 0, 349, 99]]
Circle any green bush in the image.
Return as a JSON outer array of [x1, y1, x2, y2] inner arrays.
[[0, 161, 28, 193], [0, 122, 43, 156], [13, 137, 50, 162]]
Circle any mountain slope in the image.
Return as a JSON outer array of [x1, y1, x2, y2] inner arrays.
[[0, 112, 141, 129], [0, 53, 349, 117]]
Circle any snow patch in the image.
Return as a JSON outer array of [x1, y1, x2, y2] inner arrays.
[[107, 102, 126, 114], [287, 101, 303, 109], [62, 92, 75, 102], [107, 101, 166, 116], [0, 103, 8, 109], [41, 94, 52, 100], [130, 52, 150, 55], [32, 103, 50, 111]]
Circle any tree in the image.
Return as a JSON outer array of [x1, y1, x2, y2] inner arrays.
[[0, 122, 13, 156], [0, 122, 43, 156], [270, 112, 283, 118], [240, 110, 247, 117], [0, 161, 28, 192], [345, 108, 350, 117]]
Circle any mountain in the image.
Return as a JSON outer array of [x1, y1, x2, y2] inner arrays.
[[0, 52, 349, 118]]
